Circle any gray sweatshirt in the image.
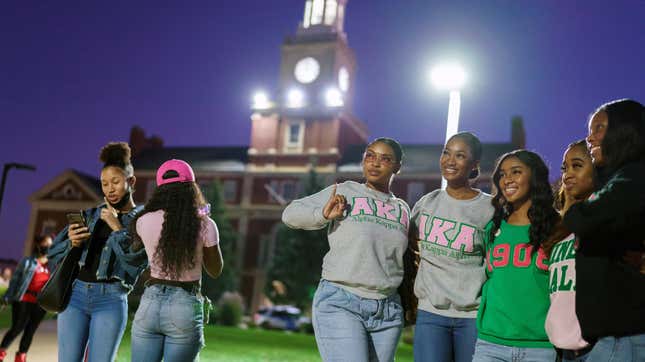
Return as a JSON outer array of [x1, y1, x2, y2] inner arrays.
[[412, 189, 494, 318], [282, 181, 410, 299]]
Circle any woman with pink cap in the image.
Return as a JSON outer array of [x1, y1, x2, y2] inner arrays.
[[130, 159, 224, 362]]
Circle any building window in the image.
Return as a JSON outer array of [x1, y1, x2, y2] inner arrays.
[[281, 180, 299, 201], [266, 180, 282, 204], [324, 0, 337, 25], [222, 180, 238, 203], [407, 182, 425, 205], [266, 180, 301, 204], [284, 121, 304, 152], [303, 0, 312, 28], [311, 0, 324, 25], [289, 124, 300, 144]]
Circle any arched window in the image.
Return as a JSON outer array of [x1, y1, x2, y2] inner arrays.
[[303, 0, 312, 28], [311, 0, 324, 25], [324, 0, 337, 26], [337, 3, 345, 31]]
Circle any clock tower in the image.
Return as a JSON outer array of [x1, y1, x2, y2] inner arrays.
[[249, 0, 367, 173]]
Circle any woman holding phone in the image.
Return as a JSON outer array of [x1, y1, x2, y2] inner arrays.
[[48, 142, 148, 362]]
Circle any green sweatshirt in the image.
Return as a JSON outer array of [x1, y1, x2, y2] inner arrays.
[[476, 220, 552, 348]]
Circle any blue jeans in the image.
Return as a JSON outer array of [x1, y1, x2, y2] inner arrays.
[[413, 309, 477, 362], [472, 338, 556, 362], [57, 280, 128, 362], [584, 334, 645, 361], [312, 279, 403, 362], [131, 284, 204, 362]]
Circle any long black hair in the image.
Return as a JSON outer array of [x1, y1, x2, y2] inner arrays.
[[489, 150, 560, 252], [596, 99, 645, 172], [130, 174, 207, 279]]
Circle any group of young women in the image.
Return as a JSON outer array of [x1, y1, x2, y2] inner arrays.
[[0, 98, 642, 362], [283, 98, 645, 362], [2, 143, 223, 362]]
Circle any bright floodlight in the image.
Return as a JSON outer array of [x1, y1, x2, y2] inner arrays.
[[252, 91, 271, 110], [430, 63, 466, 90], [287, 88, 305, 108], [325, 87, 344, 107]]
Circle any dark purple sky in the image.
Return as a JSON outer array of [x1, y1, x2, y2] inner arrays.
[[1, 1, 643, 260]]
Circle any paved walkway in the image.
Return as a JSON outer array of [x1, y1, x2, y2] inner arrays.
[[0, 319, 58, 362]]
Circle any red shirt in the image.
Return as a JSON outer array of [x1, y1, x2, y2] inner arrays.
[[21, 260, 50, 303]]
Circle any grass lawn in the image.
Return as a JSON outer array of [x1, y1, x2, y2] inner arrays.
[[0, 285, 8, 327], [116, 321, 414, 362], [0, 285, 414, 362]]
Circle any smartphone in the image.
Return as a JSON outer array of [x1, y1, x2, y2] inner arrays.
[[66, 211, 87, 228]]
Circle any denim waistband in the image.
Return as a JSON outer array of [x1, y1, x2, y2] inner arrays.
[[144, 280, 201, 296], [73, 279, 126, 294]]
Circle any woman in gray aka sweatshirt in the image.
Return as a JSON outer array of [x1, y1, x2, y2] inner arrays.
[[412, 132, 494, 362], [282, 138, 409, 362]]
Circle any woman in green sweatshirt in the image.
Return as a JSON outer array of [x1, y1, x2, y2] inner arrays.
[[472, 150, 560, 362]]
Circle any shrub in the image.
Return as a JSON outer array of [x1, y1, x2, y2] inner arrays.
[[217, 292, 244, 327]]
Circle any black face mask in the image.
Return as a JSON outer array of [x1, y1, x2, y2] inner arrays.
[[37, 246, 50, 255], [108, 188, 132, 211]]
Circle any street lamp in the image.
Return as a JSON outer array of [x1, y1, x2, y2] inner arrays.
[[430, 63, 467, 189], [0, 163, 37, 215]]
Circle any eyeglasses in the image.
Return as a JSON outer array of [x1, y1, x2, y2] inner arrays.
[[363, 151, 397, 166]]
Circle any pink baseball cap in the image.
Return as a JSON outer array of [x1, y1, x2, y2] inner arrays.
[[156, 159, 195, 186]]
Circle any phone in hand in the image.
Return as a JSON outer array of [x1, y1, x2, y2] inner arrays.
[[66, 211, 87, 228]]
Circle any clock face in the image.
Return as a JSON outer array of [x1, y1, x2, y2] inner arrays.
[[338, 66, 349, 92], [294, 57, 320, 84]]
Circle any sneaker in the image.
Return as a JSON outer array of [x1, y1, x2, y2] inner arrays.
[[0, 348, 6, 361], [14, 353, 26, 362]]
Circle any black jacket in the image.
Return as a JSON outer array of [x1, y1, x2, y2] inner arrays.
[[563, 161, 645, 340]]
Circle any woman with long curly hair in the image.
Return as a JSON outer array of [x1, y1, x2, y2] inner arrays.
[[130, 159, 223, 362], [472, 150, 559, 362], [48, 142, 148, 362], [562, 99, 645, 361]]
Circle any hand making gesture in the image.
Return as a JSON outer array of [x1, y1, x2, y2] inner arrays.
[[101, 197, 123, 231], [322, 184, 347, 220]]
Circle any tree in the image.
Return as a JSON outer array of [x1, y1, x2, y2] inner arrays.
[[202, 180, 239, 302], [266, 168, 329, 309]]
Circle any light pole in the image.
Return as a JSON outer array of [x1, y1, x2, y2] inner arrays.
[[430, 63, 466, 189], [0, 163, 37, 215]]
